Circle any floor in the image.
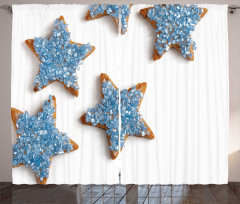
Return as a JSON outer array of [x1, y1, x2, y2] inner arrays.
[[1, 183, 240, 203]]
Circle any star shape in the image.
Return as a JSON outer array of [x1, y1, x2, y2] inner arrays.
[[25, 16, 95, 97], [85, 4, 132, 34], [140, 4, 208, 61], [11, 95, 78, 184], [81, 73, 154, 160]]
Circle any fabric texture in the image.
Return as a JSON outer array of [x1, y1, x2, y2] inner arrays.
[[12, 4, 228, 184], [120, 4, 229, 184]]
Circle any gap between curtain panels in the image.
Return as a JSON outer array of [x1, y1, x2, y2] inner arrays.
[[117, 7, 122, 183]]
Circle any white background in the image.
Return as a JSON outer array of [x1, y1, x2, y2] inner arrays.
[[12, 4, 120, 184], [120, 4, 229, 184], [11, 4, 229, 184]]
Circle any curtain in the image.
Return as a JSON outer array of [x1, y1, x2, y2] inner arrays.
[[11, 4, 120, 185], [120, 4, 229, 184], [11, 4, 228, 184]]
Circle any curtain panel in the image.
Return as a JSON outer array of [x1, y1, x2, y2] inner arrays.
[[11, 4, 228, 184]]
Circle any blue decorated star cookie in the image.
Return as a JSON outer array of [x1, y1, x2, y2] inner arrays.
[[80, 73, 154, 160], [11, 95, 79, 184], [140, 5, 208, 61], [25, 16, 95, 97], [85, 4, 132, 34]]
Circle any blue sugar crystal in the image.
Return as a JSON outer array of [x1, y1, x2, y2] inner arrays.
[[12, 95, 73, 180], [89, 4, 106, 17], [33, 18, 93, 91], [106, 5, 120, 19], [121, 5, 131, 34], [86, 81, 148, 151], [88, 4, 131, 34], [147, 4, 203, 58]]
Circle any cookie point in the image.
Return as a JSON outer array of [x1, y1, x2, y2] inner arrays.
[[33, 87, 38, 92], [11, 108, 21, 124], [58, 15, 65, 21], [142, 82, 147, 87], [91, 45, 96, 52], [202, 8, 208, 14], [70, 139, 79, 151], [110, 150, 119, 160], [100, 73, 109, 82], [25, 39, 30, 45], [80, 113, 87, 124], [72, 89, 79, 97], [140, 8, 149, 17], [85, 11, 92, 20], [51, 95, 56, 102], [25, 39, 34, 47], [37, 177, 47, 185], [11, 107, 16, 117]]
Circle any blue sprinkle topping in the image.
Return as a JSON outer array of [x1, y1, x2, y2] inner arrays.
[[33, 18, 93, 91], [147, 4, 203, 58], [86, 80, 149, 151], [88, 4, 131, 34], [12, 95, 73, 181], [121, 5, 131, 34]]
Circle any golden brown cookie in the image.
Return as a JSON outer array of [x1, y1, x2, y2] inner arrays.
[[140, 5, 208, 61], [85, 5, 132, 34], [25, 16, 95, 97], [81, 73, 154, 160], [11, 95, 79, 185]]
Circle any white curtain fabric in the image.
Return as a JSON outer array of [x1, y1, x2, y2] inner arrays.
[[120, 4, 229, 184], [12, 4, 228, 184], [11, 4, 120, 184]]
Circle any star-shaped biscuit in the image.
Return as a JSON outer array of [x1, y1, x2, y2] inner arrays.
[[81, 73, 154, 160], [140, 4, 208, 61], [85, 4, 132, 34], [25, 16, 95, 97], [11, 95, 78, 184]]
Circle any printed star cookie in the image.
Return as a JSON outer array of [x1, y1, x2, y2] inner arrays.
[[11, 95, 78, 184], [25, 16, 95, 97], [81, 73, 154, 160], [140, 5, 208, 61], [85, 4, 132, 34]]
